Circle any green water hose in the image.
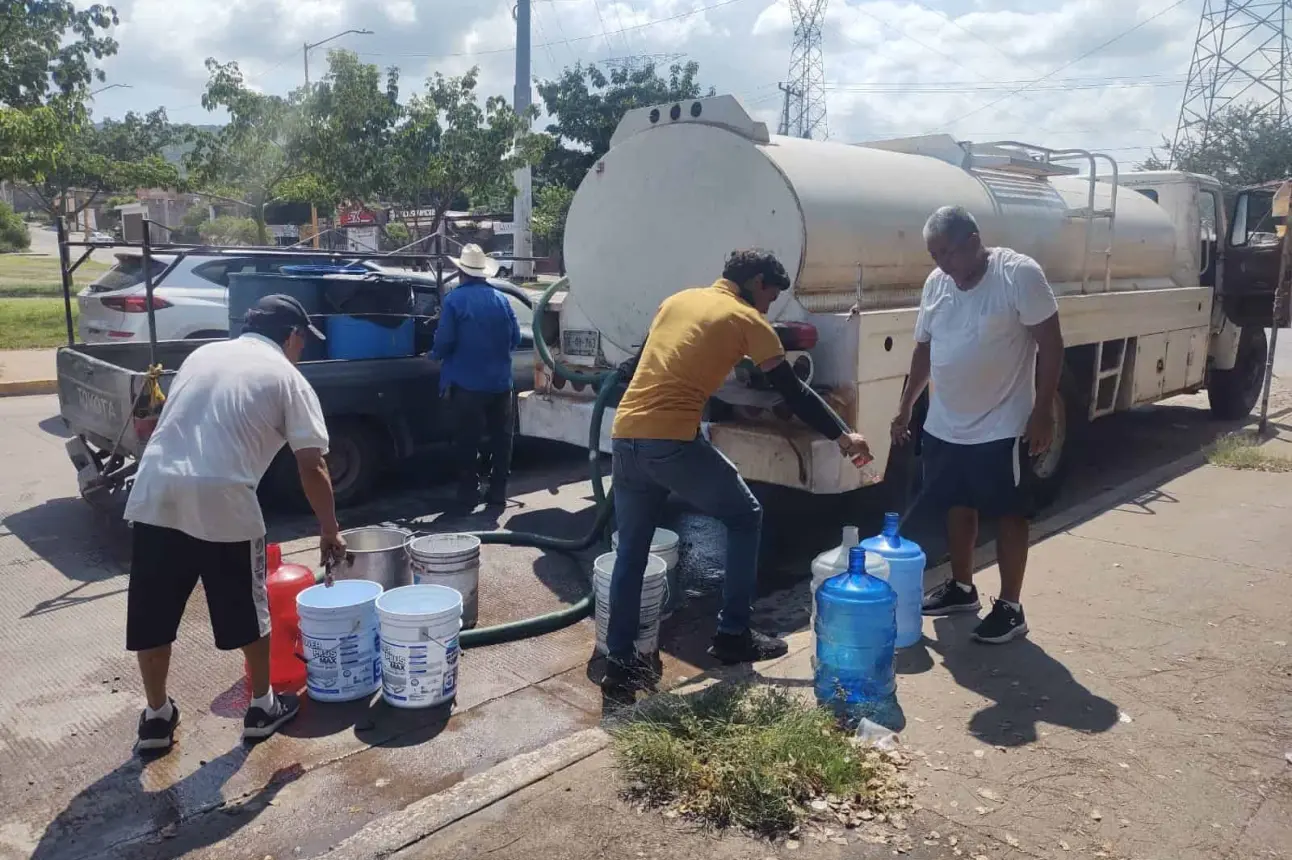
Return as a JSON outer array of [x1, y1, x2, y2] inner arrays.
[[459, 278, 620, 648]]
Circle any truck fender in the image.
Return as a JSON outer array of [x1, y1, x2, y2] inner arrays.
[[1208, 309, 1242, 372]]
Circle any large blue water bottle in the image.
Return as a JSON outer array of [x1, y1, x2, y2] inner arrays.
[[813, 546, 900, 728], [861, 512, 927, 648]]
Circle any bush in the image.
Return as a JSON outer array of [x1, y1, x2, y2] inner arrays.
[[199, 215, 260, 246], [612, 685, 893, 834], [0, 202, 31, 252], [384, 221, 411, 250]]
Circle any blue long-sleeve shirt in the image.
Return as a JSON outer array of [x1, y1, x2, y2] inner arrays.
[[430, 277, 521, 395]]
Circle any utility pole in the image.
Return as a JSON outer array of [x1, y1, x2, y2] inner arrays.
[[303, 29, 374, 249], [777, 83, 802, 137], [512, 0, 535, 280]]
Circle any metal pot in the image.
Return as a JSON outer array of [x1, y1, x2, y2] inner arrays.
[[332, 527, 412, 591]]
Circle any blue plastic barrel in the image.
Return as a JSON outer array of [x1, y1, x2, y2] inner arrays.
[[861, 512, 927, 648], [814, 546, 901, 728], [326, 315, 415, 359], [227, 272, 327, 360]]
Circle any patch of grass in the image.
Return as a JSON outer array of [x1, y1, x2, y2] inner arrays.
[[0, 298, 77, 349], [611, 684, 893, 835], [0, 254, 110, 297], [1206, 432, 1292, 472]]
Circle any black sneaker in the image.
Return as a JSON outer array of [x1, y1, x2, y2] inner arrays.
[[136, 700, 180, 752], [483, 484, 508, 506], [242, 692, 300, 741], [600, 655, 660, 694], [972, 600, 1029, 644], [707, 629, 789, 665], [922, 580, 981, 616]]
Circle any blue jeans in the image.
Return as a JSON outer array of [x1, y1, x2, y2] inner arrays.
[[606, 437, 763, 660]]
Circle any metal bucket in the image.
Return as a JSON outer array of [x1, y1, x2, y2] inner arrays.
[[333, 527, 412, 591], [406, 533, 481, 629]]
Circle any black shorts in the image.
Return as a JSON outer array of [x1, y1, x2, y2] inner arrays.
[[126, 523, 270, 652], [921, 432, 1035, 519]]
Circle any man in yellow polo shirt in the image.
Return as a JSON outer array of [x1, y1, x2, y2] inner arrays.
[[603, 249, 871, 693]]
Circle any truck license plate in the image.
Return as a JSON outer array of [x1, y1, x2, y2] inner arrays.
[[562, 329, 599, 358]]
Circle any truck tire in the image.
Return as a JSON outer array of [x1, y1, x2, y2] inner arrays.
[[325, 420, 387, 508], [262, 419, 387, 511], [1029, 369, 1084, 512], [1208, 326, 1267, 420]]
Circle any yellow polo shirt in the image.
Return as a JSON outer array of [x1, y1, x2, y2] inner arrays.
[[612, 279, 785, 441]]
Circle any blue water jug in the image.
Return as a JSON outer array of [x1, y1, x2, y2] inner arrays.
[[813, 546, 900, 728], [861, 512, 927, 648]]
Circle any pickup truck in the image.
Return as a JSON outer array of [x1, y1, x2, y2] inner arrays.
[[58, 279, 539, 510]]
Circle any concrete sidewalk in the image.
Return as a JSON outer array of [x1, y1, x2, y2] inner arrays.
[[357, 461, 1292, 860], [0, 349, 56, 396]]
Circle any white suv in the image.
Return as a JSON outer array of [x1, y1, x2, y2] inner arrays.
[[78, 252, 332, 343]]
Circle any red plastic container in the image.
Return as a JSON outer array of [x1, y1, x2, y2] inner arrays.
[[245, 543, 316, 694]]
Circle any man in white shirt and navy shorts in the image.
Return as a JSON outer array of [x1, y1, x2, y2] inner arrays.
[[891, 206, 1064, 644], [124, 295, 347, 752]]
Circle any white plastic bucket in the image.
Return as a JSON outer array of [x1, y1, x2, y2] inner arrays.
[[296, 579, 384, 703], [593, 552, 668, 656], [375, 584, 463, 709], [406, 533, 481, 629], [611, 528, 681, 618]]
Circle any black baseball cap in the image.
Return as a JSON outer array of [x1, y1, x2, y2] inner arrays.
[[245, 294, 326, 340]]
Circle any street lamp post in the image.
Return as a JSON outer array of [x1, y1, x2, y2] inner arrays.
[[303, 28, 374, 248]]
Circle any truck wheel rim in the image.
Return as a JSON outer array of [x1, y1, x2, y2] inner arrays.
[[1031, 392, 1066, 481], [327, 437, 361, 496]]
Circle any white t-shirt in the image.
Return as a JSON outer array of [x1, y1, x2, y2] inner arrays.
[[914, 248, 1059, 445], [124, 333, 330, 543]]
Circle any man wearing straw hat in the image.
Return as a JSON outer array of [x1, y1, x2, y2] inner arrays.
[[433, 243, 522, 511]]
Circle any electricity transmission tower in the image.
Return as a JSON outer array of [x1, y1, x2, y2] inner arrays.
[[779, 0, 828, 139], [1172, 0, 1292, 156]]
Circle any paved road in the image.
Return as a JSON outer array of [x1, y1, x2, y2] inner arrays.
[[1, 382, 1287, 859]]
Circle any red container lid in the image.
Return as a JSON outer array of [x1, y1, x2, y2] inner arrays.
[[267, 542, 283, 571]]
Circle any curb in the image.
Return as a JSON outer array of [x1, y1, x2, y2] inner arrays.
[[320, 728, 611, 859], [0, 379, 57, 398], [310, 449, 1208, 860]]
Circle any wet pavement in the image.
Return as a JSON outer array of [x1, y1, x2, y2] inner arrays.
[[1, 383, 1286, 859]]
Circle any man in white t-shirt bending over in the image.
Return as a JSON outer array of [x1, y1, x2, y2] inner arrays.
[[123, 295, 347, 752], [891, 206, 1064, 644]]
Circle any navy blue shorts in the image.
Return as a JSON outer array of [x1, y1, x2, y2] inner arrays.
[[921, 432, 1035, 519]]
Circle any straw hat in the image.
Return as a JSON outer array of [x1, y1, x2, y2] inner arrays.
[[448, 243, 500, 278]]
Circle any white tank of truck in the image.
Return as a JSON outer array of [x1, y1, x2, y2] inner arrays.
[[562, 94, 1183, 364]]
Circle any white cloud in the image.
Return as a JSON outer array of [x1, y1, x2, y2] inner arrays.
[[91, 0, 1200, 165]]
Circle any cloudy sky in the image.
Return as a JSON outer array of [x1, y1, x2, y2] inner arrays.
[[89, 0, 1202, 165]]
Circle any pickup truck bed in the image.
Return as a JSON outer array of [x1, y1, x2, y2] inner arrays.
[[57, 339, 453, 508]]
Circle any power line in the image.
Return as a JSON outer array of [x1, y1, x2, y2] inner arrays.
[[932, 0, 1192, 130], [825, 79, 1186, 94], [357, 0, 751, 60], [906, 0, 1042, 74]]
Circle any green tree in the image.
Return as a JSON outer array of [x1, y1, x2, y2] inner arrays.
[[298, 49, 401, 206], [0, 200, 31, 251], [2, 101, 180, 222], [0, 1, 119, 108], [535, 61, 711, 190], [1142, 105, 1292, 188], [185, 58, 317, 243], [532, 183, 573, 273], [388, 67, 549, 238]]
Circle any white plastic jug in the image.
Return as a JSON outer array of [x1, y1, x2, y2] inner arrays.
[[810, 527, 859, 625]]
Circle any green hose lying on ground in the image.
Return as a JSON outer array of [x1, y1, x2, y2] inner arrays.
[[459, 278, 620, 648]]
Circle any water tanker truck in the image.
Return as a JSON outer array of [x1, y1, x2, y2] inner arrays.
[[519, 95, 1278, 506]]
